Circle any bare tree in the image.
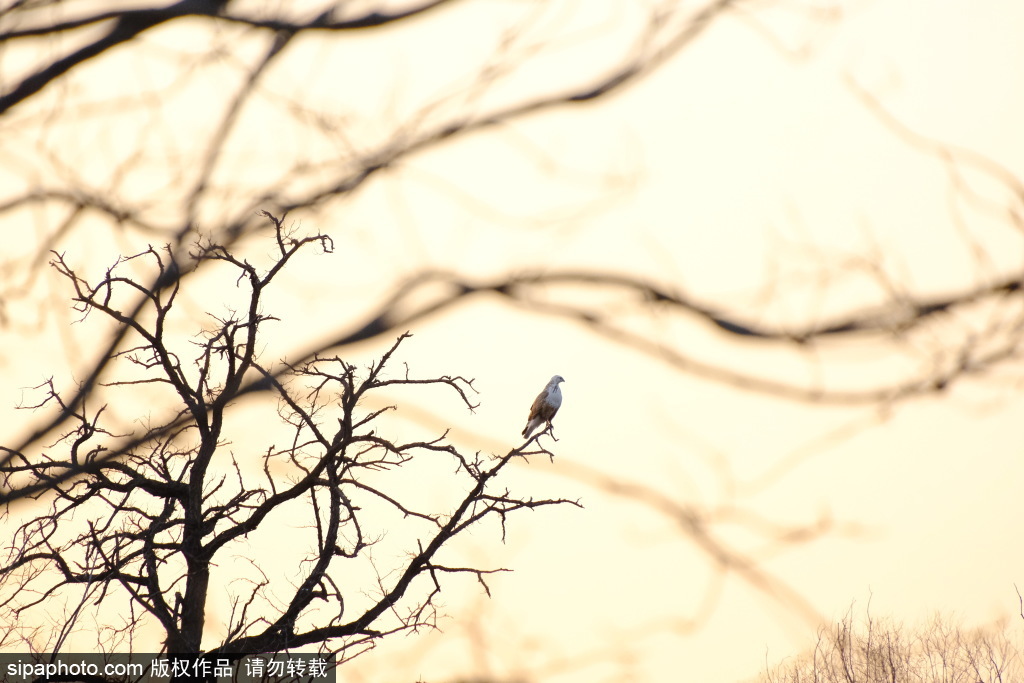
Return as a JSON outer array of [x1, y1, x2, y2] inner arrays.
[[0, 213, 577, 670], [760, 606, 1024, 683]]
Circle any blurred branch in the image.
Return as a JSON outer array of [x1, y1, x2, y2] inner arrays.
[[0, 0, 459, 114], [296, 267, 1024, 405], [845, 74, 1024, 236], [554, 458, 823, 627], [9, 247, 1022, 493], [0, 0, 748, 473]]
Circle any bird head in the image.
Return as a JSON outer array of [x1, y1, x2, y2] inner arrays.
[[551, 375, 565, 385]]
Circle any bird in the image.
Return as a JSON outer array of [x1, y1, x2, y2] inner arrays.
[[522, 375, 565, 439]]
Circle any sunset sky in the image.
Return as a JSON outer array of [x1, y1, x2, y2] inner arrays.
[[2, 1, 1024, 681]]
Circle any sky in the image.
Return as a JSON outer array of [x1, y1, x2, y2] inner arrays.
[[3, 1, 1024, 681]]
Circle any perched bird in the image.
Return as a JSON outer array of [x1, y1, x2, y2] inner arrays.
[[522, 375, 565, 439]]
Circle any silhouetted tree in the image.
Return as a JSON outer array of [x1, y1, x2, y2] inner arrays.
[[0, 213, 577, 671]]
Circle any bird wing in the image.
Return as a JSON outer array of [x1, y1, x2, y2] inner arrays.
[[526, 389, 549, 422], [542, 392, 560, 421]]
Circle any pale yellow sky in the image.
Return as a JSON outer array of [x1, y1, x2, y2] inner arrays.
[[3, 1, 1024, 682]]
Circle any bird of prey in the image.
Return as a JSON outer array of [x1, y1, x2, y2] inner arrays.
[[522, 375, 565, 439]]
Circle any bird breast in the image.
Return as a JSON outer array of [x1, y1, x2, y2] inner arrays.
[[548, 386, 562, 408]]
